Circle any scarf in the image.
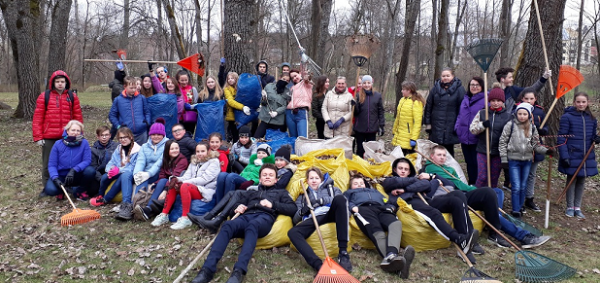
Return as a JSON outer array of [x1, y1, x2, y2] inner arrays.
[[63, 135, 83, 147], [440, 81, 452, 90]]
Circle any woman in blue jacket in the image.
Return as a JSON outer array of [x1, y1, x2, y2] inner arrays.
[[44, 120, 91, 201]]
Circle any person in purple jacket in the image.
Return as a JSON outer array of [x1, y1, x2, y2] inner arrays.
[[454, 77, 486, 185]]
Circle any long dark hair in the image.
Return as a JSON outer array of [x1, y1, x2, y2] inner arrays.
[[467, 77, 484, 96], [314, 76, 328, 98], [161, 140, 179, 170]]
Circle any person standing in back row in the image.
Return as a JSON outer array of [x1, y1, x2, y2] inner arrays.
[[353, 75, 384, 158]]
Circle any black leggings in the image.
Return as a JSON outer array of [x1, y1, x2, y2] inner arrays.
[[254, 121, 286, 139], [408, 191, 472, 242], [354, 205, 401, 257], [315, 118, 325, 139], [354, 131, 377, 158]]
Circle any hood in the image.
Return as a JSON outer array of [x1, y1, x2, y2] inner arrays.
[[564, 106, 584, 116], [283, 162, 297, 173], [391, 157, 417, 177], [435, 77, 463, 94], [255, 60, 269, 74], [217, 145, 230, 155], [468, 91, 486, 103], [191, 150, 220, 164], [121, 89, 140, 97], [316, 173, 334, 190], [49, 70, 72, 90]]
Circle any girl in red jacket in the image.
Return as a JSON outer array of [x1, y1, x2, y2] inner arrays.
[[209, 132, 229, 172], [133, 140, 189, 221]]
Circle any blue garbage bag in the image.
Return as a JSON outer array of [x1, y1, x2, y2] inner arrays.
[[257, 129, 295, 154], [168, 196, 216, 222], [194, 100, 226, 142], [234, 73, 262, 127], [147, 94, 178, 139]]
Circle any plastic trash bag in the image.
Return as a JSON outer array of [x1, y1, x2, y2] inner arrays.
[[415, 139, 468, 184], [257, 129, 295, 154], [234, 73, 262, 127], [147, 94, 179, 139], [239, 215, 294, 249], [363, 140, 404, 164], [295, 136, 354, 159], [194, 100, 226, 142]]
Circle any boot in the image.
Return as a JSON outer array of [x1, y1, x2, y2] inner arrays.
[[206, 190, 237, 217], [148, 199, 165, 215], [225, 268, 245, 283], [191, 267, 214, 283], [203, 212, 215, 220], [189, 214, 226, 234]]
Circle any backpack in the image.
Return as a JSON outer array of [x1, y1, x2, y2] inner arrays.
[[132, 184, 155, 220], [44, 89, 76, 118]]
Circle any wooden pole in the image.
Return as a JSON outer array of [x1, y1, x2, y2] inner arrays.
[[84, 59, 178, 64], [533, 0, 556, 129], [484, 73, 491, 187]]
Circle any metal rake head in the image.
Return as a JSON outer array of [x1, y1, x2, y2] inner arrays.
[[466, 38, 504, 72], [515, 250, 577, 282]]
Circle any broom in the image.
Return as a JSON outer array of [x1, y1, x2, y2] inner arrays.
[[300, 182, 360, 283], [59, 185, 101, 226]]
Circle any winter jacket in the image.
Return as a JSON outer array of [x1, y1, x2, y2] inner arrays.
[[287, 80, 313, 110], [470, 107, 512, 155], [353, 90, 385, 134], [239, 154, 276, 184], [276, 163, 297, 190], [109, 69, 125, 101], [557, 107, 599, 177], [527, 103, 549, 162], [133, 136, 169, 177], [293, 176, 342, 224], [322, 89, 354, 138], [503, 76, 547, 112], [32, 71, 83, 141], [259, 82, 290, 126], [382, 158, 432, 202], [231, 141, 257, 166], [174, 132, 197, 163], [424, 160, 477, 192], [108, 91, 151, 136], [232, 183, 297, 220], [90, 140, 118, 174], [255, 60, 275, 88], [311, 93, 325, 120], [424, 78, 466, 145], [215, 147, 230, 172], [499, 118, 548, 163], [158, 153, 188, 180], [180, 84, 198, 104], [48, 132, 92, 180], [178, 151, 221, 201], [224, 86, 244, 122], [454, 91, 486, 145], [343, 187, 395, 213], [105, 142, 142, 174], [392, 97, 423, 149]]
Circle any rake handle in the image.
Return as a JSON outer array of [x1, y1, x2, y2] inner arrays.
[[84, 59, 178, 64], [533, 0, 556, 129], [300, 181, 329, 259], [484, 74, 492, 188], [556, 142, 595, 203], [59, 185, 78, 211], [545, 157, 553, 229]]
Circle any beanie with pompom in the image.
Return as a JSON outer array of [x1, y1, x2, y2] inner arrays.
[[149, 117, 166, 136]]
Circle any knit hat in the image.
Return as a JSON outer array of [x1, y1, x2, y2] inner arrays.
[[239, 126, 251, 137], [149, 117, 166, 136], [488, 87, 505, 103], [275, 144, 292, 163], [362, 75, 373, 83], [257, 144, 272, 155], [515, 102, 534, 117]]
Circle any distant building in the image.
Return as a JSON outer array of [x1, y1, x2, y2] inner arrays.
[[562, 27, 596, 65]]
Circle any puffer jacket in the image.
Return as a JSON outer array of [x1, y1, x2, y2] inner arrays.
[[239, 154, 276, 184], [105, 142, 142, 174], [353, 90, 385, 133], [454, 91, 485, 145], [557, 107, 599, 177], [293, 176, 342, 224], [392, 97, 423, 148], [343, 187, 395, 213], [287, 80, 313, 110], [322, 89, 354, 138], [276, 162, 297, 190], [231, 141, 257, 166], [499, 118, 547, 163], [91, 140, 118, 174], [32, 70, 83, 141], [178, 151, 221, 201], [470, 107, 511, 155], [424, 78, 466, 144], [382, 158, 431, 202], [108, 90, 151, 135], [311, 93, 325, 120], [224, 86, 244, 122], [174, 132, 197, 163], [215, 146, 230, 172], [48, 132, 91, 180], [255, 60, 275, 88], [259, 82, 290, 126], [232, 183, 297, 220], [133, 136, 169, 177], [158, 153, 188, 180]]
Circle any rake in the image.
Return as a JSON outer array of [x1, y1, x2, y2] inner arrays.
[[58, 185, 101, 226], [539, 65, 585, 128], [277, 0, 321, 75], [84, 53, 206, 77]]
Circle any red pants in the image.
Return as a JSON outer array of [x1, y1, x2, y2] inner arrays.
[[162, 183, 203, 216]]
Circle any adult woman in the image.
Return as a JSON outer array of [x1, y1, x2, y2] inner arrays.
[[255, 77, 291, 138], [454, 77, 486, 184], [392, 81, 424, 155], [311, 76, 329, 139], [286, 70, 313, 138], [424, 68, 466, 156], [44, 120, 92, 200], [322, 76, 353, 139], [353, 75, 384, 158]]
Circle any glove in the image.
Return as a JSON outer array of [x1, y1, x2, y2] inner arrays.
[[254, 159, 263, 166], [594, 136, 600, 144], [482, 120, 491, 128], [220, 57, 226, 65], [53, 178, 64, 189], [543, 69, 552, 79], [184, 103, 192, 110], [36, 140, 45, 146], [134, 172, 150, 186], [410, 140, 417, 148], [333, 118, 345, 129], [261, 90, 267, 98], [300, 204, 311, 216], [559, 159, 570, 168], [326, 121, 334, 129], [378, 126, 385, 136], [546, 149, 555, 156], [64, 169, 76, 186], [243, 106, 251, 115], [108, 167, 119, 179], [116, 61, 124, 71], [147, 61, 155, 72], [269, 111, 277, 118], [501, 162, 509, 170]]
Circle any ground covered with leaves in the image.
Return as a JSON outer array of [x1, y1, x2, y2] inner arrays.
[[0, 92, 599, 282]]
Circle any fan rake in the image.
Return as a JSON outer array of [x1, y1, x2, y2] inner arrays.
[[59, 185, 101, 226]]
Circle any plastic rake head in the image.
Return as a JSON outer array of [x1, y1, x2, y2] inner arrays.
[[503, 211, 543, 237], [515, 250, 577, 282], [312, 257, 360, 283], [556, 65, 584, 99], [460, 266, 503, 283], [61, 208, 102, 226], [466, 38, 504, 72]]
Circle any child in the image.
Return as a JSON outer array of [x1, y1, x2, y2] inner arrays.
[[171, 123, 197, 162], [469, 83, 512, 188], [344, 175, 415, 278], [286, 70, 313, 138], [151, 142, 220, 229], [134, 140, 189, 221], [499, 103, 552, 218], [239, 144, 275, 185], [139, 74, 155, 98], [230, 126, 257, 173], [392, 81, 424, 155], [287, 167, 352, 273], [274, 144, 296, 190], [85, 125, 118, 196], [176, 70, 198, 133], [208, 132, 229, 172], [197, 75, 223, 103], [353, 75, 385, 158], [109, 76, 151, 145], [224, 72, 245, 142], [557, 92, 600, 219], [165, 77, 185, 122], [133, 118, 169, 194]]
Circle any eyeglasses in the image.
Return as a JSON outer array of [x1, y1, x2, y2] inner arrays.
[[469, 84, 481, 87], [118, 136, 130, 140], [100, 134, 111, 138]]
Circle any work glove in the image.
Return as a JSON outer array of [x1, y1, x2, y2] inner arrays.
[[134, 172, 150, 186], [333, 118, 345, 129], [243, 106, 251, 115], [261, 90, 267, 99], [594, 136, 600, 144], [64, 169, 76, 186], [326, 121, 334, 129], [220, 57, 226, 65], [147, 61, 155, 72], [116, 61, 124, 71], [300, 204, 311, 216], [546, 149, 555, 157], [482, 120, 491, 128], [107, 167, 120, 179], [269, 111, 277, 118], [410, 140, 417, 148], [254, 159, 263, 166], [559, 159, 570, 168], [53, 178, 64, 189], [500, 162, 509, 170], [378, 125, 385, 136], [36, 140, 45, 146], [543, 69, 552, 79]]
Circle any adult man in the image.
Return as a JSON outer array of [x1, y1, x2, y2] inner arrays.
[[191, 164, 296, 283], [33, 70, 83, 196]]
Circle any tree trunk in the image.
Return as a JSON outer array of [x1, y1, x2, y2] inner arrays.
[[433, 0, 448, 80], [380, 0, 401, 96], [161, 0, 187, 59], [449, 0, 467, 68], [575, 0, 584, 93], [119, 0, 129, 51], [515, 0, 566, 145], [224, 0, 257, 74], [156, 0, 163, 59], [428, 0, 437, 82], [309, 0, 332, 70], [395, 0, 421, 114], [46, 0, 72, 80], [499, 0, 513, 67]]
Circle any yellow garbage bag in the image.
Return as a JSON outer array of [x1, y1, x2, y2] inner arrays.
[[349, 216, 376, 250], [104, 180, 122, 203], [239, 215, 294, 249]]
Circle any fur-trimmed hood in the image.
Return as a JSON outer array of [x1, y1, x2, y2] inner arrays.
[[191, 150, 220, 165]]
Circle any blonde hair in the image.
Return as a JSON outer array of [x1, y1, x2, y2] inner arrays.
[[198, 75, 223, 102], [226, 72, 239, 91], [64, 120, 84, 132]]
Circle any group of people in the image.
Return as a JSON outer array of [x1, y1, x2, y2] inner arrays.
[[31, 60, 597, 282]]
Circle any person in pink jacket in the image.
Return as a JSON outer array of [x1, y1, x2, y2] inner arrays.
[[286, 70, 313, 137]]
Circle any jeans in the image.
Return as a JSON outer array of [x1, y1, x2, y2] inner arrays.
[[215, 173, 246, 203], [134, 174, 159, 194], [285, 109, 308, 138], [43, 172, 85, 196], [526, 160, 541, 198], [100, 171, 134, 204], [508, 160, 532, 213], [494, 187, 529, 241], [81, 165, 100, 196]]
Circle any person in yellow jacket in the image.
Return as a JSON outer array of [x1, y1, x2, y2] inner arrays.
[[392, 81, 425, 155], [224, 72, 246, 142]]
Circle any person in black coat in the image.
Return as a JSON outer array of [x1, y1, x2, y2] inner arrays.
[[353, 75, 385, 158], [423, 68, 466, 156], [170, 123, 196, 162]]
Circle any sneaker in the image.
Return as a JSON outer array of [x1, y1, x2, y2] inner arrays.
[[170, 216, 192, 230], [488, 234, 511, 248], [511, 211, 522, 218], [56, 194, 65, 201], [525, 198, 542, 212], [565, 208, 575, 218], [337, 250, 353, 272], [457, 251, 477, 265], [399, 245, 415, 279], [521, 235, 551, 249], [191, 267, 214, 283], [115, 202, 133, 221], [574, 209, 586, 220], [76, 191, 90, 201], [225, 268, 245, 283], [520, 207, 527, 215], [380, 252, 405, 273], [454, 230, 479, 255], [471, 243, 485, 255], [133, 205, 152, 221], [111, 206, 121, 213], [90, 196, 107, 207], [151, 213, 170, 227]]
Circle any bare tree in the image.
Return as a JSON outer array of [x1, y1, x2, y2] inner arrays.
[[395, 0, 421, 111], [433, 0, 449, 79], [575, 0, 585, 92], [46, 0, 73, 80], [309, 0, 333, 69], [449, 0, 467, 68], [498, 0, 513, 66], [161, 0, 187, 59], [380, 0, 402, 95], [224, 0, 257, 74]]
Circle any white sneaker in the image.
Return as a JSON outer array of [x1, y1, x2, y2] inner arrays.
[[170, 216, 192, 230], [111, 206, 121, 213], [151, 213, 170, 227]]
